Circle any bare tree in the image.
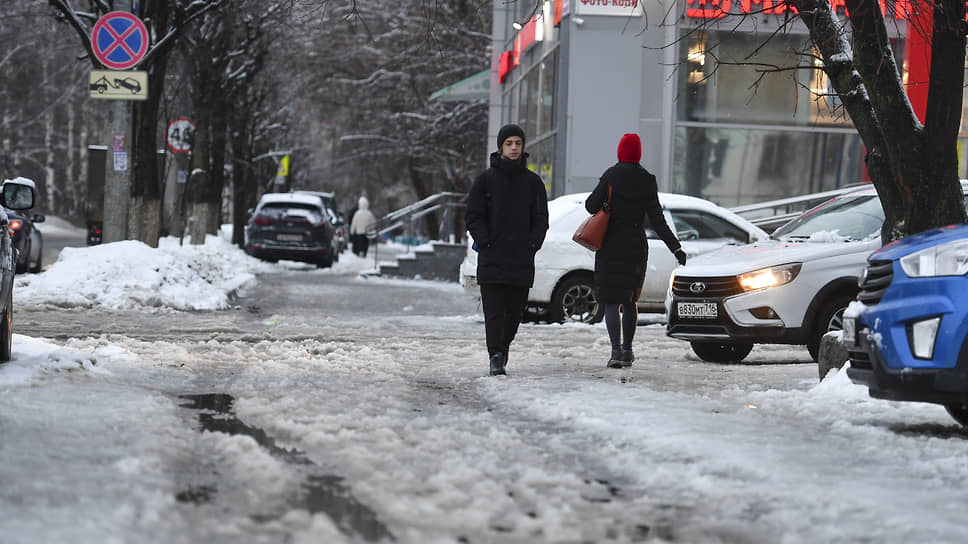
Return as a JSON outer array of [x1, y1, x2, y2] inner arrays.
[[181, 1, 289, 244], [285, 0, 491, 231]]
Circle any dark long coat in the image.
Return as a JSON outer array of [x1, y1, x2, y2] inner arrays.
[[465, 152, 549, 287], [585, 162, 681, 304]]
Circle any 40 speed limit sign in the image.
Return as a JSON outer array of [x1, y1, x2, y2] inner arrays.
[[166, 117, 195, 153]]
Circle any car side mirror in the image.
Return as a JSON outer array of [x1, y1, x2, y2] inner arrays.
[[0, 181, 35, 210], [32, 214, 45, 224]]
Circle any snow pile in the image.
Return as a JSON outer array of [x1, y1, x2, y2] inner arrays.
[[0, 335, 116, 387], [14, 235, 277, 311]]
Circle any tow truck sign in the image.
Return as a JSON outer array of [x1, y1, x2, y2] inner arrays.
[[89, 70, 148, 100]]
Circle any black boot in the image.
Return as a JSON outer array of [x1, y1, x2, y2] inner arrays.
[[607, 349, 624, 368], [621, 348, 634, 368], [489, 353, 507, 376]]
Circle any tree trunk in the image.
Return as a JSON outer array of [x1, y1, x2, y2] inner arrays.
[[130, 65, 167, 247], [189, 102, 212, 245], [66, 96, 79, 217], [43, 100, 57, 213], [208, 95, 229, 236], [796, 0, 967, 243], [918, 0, 968, 232]]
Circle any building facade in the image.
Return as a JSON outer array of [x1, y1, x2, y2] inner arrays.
[[488, 0, 968, 206]]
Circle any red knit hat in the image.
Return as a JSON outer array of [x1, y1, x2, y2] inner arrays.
[[617, 133, 641, 163]]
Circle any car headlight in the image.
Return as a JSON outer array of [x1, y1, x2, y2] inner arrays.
[[899, 239, 968, 277], [737, 263, 802, 292]]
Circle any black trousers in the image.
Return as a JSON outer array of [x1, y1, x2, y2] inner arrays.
[[352, 234, 370, 256], [479, 283, 530, 357]]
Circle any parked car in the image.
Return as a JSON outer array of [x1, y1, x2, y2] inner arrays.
[[244, 193, 337, 268], [459, 191, 768, 323], [6, 207, 45, 273], [0, 177, 37, 361], [844, 223, 968, 425], [294, 190, 348, 257], [666, 182, 968, 363]]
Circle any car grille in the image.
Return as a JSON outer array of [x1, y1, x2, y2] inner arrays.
[[857, 260, 893, 305], [672, 275, 742, 298], [848, 348, 873, 370]]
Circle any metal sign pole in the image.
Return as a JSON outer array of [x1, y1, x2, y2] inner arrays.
[[91, 3, 153, 243]]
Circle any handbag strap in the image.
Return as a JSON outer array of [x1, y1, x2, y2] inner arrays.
[[603, 185, 612, 212]]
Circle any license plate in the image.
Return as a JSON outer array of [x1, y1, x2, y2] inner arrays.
[[842, 316, 856, 347], [277, 233, 304, 241], [677, 302, 717, 318], [463, 275, 479, 289]]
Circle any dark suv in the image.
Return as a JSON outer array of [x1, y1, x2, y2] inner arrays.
[[244, 193, 337, 268], [0, 177, 38, 361]]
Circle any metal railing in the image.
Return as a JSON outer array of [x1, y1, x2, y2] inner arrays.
[[729, 183, 871, 232], [369, 191, 467, 263]]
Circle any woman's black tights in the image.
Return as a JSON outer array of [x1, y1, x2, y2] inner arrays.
[[604, 302, 637, 351]]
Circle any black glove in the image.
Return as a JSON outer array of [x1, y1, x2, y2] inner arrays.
[[674, 248, 687, 266]]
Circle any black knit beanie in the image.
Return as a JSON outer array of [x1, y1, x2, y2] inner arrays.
[[497, 124, 526, 151]]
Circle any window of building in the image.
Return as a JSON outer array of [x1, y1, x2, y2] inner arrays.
[[524, 68, 540, 137], [678, 30, 872, 127], [526, 135, 556, 192], [672, 125, 865, 206], [538, 50, 557, 137]]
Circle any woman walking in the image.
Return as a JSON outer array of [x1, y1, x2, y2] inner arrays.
[[585, 133, 686, 368]]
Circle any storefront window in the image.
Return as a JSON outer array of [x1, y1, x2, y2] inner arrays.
[[539, 50, 557, 137], [672, 125, 865, 206], [678, 30, 858, 127], [524, 68, 540, 137], [526, 135, 556, 192]]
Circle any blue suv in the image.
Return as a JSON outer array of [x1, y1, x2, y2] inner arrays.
[[845, 223, 968, 425]]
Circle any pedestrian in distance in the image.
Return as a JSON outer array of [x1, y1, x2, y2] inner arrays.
[[465, 123, 550, 376], [349, 196, 377, 257], [585, 133, 686, 368]]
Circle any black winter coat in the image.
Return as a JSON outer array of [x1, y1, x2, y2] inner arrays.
[[466, 152, 549, 287], [585, 162, 681, 304]]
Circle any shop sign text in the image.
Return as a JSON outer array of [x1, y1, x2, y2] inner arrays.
[[685, 0, 930, 19]]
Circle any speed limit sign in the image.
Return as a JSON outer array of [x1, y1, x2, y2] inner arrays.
[[166, 117, 195, 153]]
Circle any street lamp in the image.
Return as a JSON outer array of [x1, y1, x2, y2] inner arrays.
[[511, 0, 542, 31]]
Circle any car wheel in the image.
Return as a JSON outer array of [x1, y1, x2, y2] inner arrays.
[[28, 237, 42, 273], [521, 304, 547, 324], [945, 404, 968, 426], [690, 341, 753, 363], [549, 275, 603, 324], [0, 288, 12, 362], [807, 294, 854, 362], [15, 240, 28, 274]]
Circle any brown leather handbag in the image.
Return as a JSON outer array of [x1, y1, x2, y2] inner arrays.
[[572, 185, 611, 251]]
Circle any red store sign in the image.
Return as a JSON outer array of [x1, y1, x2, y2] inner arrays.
[[499, 15, 542, 84], [684, 0, 922, 19]]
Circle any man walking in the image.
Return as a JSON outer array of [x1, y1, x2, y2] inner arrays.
[[465, 124, 549, 376]]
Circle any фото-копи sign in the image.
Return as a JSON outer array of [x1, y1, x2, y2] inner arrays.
[[574, 0, 639, 16]]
